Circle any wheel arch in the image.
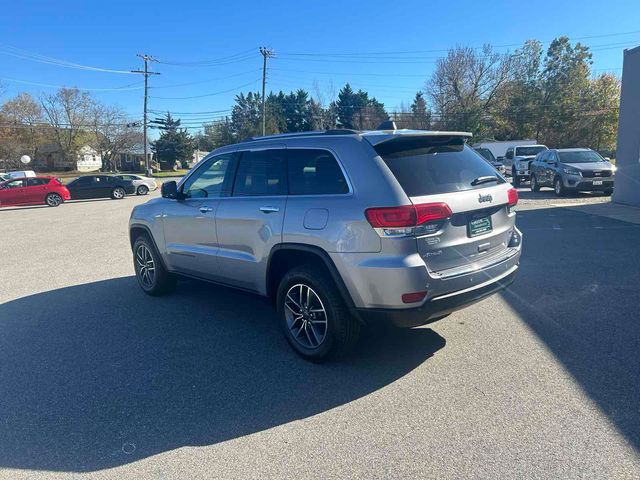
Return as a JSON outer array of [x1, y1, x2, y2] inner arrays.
[[129, 223, 169, 271], [266, 243, 358, 317]]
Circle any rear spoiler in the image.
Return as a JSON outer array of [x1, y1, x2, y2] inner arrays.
[[363, 130, 473, 147]]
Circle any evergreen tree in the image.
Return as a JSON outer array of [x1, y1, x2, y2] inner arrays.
[[410, 92, 430, 129], [150, 112, 181, 131], [151, 113, 195, 170], [334, 84, 387, 129], [282, 89, 312, 132], [537, 37, 593, 146]]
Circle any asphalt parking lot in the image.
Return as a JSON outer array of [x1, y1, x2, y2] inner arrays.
[[1, 188, 639, 479]]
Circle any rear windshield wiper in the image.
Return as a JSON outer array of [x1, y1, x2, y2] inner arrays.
[[471, 176, 499, 186]]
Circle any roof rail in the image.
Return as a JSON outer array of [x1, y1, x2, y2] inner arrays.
[[241, 129, 360, 143]]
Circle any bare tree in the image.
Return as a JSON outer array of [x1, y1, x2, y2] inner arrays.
[[89, 102, 143, 171], [425, 45, 513, 136], [312, 80, 337, 129], [40, 88, 95, 164], [0, 92, 46, 167]]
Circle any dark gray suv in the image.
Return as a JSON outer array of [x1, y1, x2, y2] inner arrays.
[[129, 128, 523, 361], [530, 148, 615, 196]]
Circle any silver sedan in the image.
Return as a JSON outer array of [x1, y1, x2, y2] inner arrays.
[[116, 174, 158, 195]]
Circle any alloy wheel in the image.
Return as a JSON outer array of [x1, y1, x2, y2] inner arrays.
[[284, 283, 328, 349], [114, 188, 125, 199], [135, 244, 155, 289], [46, 194, 61, 207], [555, 179, 561, 195]]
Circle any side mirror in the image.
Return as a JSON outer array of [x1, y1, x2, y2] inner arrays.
[[161, 180, 180, 199]]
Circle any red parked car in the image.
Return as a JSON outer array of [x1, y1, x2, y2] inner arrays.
[[0, 176, 71, 208]]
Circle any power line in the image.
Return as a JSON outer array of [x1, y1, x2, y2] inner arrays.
[[148, 108, 233, 115], [0, 77, 143, 91], [279, 30, 640, 57], [150, 69, 261, 89], [157, 48, 257, 67], [150, 78, 261, 100], [0, 43, 136, 74]]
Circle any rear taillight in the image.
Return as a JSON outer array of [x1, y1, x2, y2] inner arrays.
[[365, 205, 416, 228], [507, 188, 518, 207], [365, 202, 452, 236], [415, 203, 453, 224]]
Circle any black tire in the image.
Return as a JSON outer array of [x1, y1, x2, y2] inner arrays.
[[554, 177, 565, 197], [512, 169, 521, 187], [276, 265, 360, 362], [530, 174, 540, 192], [133, 235, 176, 296], [137, 185, 149, 195], [45, 192, 63, 207], [111, 187, 126, 200]]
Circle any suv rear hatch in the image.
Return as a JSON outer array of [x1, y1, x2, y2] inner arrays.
[[371, 134, 518, 276]]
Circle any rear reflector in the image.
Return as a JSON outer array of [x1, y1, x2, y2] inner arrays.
[[365, 202, 452, 228], [402, 291, 428, 304], [507, 188, 518, 207]]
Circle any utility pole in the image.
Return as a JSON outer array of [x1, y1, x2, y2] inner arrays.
[[259, 47, 275, 136], [131, 54, 160, 176]]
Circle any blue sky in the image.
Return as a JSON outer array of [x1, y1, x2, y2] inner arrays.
[[1, 0, 639, 134]]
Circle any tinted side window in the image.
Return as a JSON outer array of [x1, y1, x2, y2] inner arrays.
[[75, 176, 92, 185], [233, 149, 286, 196], [27, 178, 50, 186], [287, 149, 348, 195], [183, 153, 234, 199]]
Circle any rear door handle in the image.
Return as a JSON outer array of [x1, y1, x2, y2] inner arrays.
[[199, 206, 213, 214], [260, 206, 280, 214]]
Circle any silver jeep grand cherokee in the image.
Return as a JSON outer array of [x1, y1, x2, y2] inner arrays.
[[129, 128, 522, 361]]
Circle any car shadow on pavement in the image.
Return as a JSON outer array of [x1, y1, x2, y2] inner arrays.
[[501, 204, 640, 451], [0, 277, 445, 473]]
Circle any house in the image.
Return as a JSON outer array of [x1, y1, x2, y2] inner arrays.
[[189, 149, 210, 168], [157, 149, 210, 171], [112, 143, 153, 172], [34, 144, 102, 172]]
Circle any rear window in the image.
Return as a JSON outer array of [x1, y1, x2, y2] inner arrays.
[[515, 146, 546, 156], [474, 148, 496, 162], [26, 178, 50, 186], [375, 137, 505, 196], [287, 149, 349, 195]]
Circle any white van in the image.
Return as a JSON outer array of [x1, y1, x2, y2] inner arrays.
[[7, 170, 37, 179]]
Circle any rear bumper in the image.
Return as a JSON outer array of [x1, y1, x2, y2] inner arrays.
[[357, 265, 518, 328]]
